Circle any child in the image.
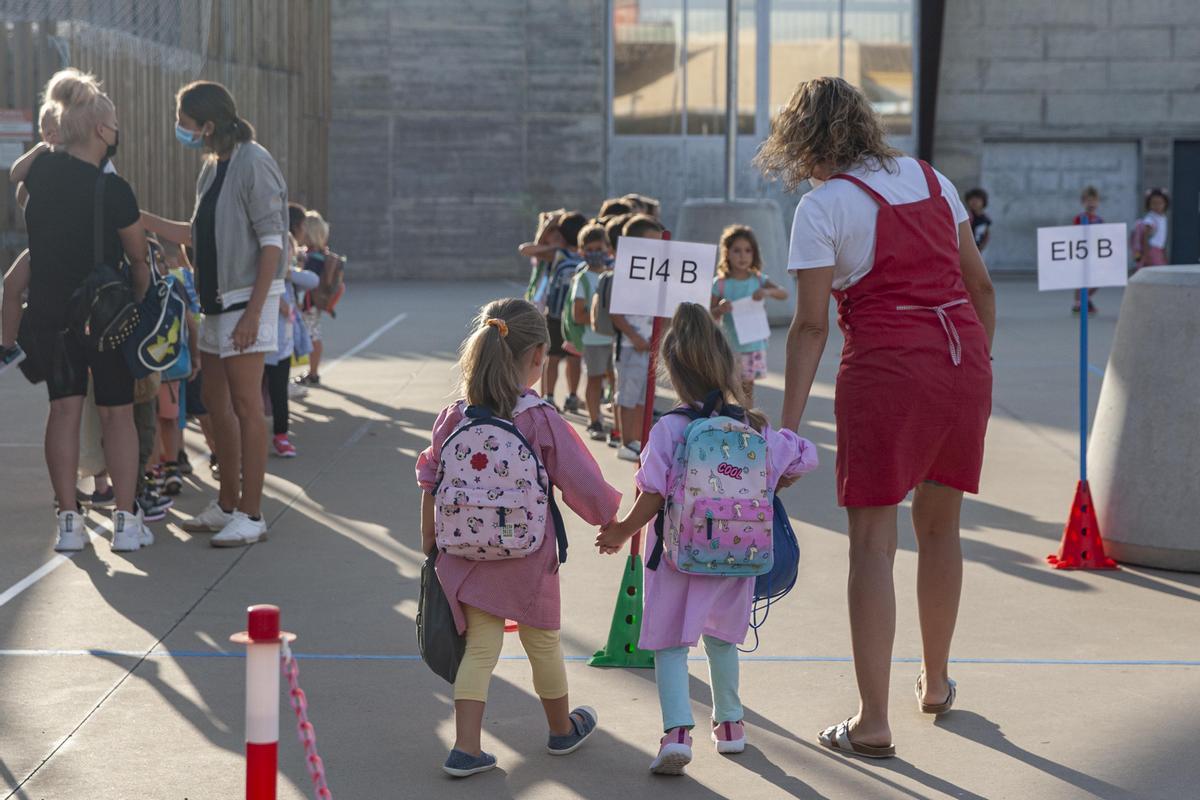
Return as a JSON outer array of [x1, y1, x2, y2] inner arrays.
[[518, 209, 566, 313], [1134, 188, 1169, 271], [415, 298, 621, 778], [296, 210, 330, 385], [1072, 186, 1103, 314], [610, 214, 663, 462], [541, 211, 588, 413], [571, 223, 614, 440], [265, 211, 320, 456], [149, 240, 200, 494], [964, 188, 991, 252], [710, 225, 788, 406], [595, 302, 817, 775]]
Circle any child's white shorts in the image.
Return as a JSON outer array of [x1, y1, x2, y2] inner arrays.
[[198, 294, 281, 359]]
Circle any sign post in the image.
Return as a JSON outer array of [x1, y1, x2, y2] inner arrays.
[[1036, 221, 1125, 570], [588, 231, 718, 667]]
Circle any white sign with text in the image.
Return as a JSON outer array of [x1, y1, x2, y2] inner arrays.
[[609, 237, 717, 318], [1037, 223, 1128, 291]]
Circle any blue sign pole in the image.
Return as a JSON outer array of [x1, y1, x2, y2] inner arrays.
[[1078, 215, 1090, 483], [1079, 285, 1088, 482]]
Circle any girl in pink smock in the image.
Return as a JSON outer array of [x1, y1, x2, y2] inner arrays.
[[595, 303, 817, 776], [416, 299, 621, 778]]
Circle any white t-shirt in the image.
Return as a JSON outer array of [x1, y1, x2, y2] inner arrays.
[[619, 313, 654, 351], [1141, 211, 1168, 249], [787, 156, 969, 291]]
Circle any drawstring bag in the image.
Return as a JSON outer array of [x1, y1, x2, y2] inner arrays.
[[740, 494, 800, 653], [416, 551, 466, 684]]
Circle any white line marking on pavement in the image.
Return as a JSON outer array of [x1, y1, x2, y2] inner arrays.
[[0, 529, 102, 611], [322, 311, 408, 375]]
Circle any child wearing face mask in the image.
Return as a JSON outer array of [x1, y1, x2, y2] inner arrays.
[[569, 224, 614, 441]]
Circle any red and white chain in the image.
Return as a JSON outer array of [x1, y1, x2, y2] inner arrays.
[[280, 639, 333, 800]]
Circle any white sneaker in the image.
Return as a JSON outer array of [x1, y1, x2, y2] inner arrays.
[[181, 500, 235, 532], [111, 510, 143, 552], [54, 510, 88, 552], [211, 511, 268, 548], [135, 507, 154, 547], [617, 442, 641, 462], [287, 382, 308, 399]]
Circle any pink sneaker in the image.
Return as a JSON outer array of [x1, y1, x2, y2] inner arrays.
[[649, 727, 692, 775], [272, 434, 297, 458], [712, 719, 746, 754]]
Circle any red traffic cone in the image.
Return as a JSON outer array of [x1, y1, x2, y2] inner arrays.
[[1047, 480, 1118, 570]]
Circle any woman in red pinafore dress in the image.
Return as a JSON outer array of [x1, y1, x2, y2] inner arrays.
[[756, 77, 996, 759]]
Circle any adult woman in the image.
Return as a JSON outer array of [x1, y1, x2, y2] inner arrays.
[[5, 71, 151, 552], [756, 78, 995, 757], [142, 81, 288, 548]]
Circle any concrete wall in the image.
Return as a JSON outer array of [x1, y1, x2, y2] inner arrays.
[[933, 0, 1200, 270], [329, 0, 606, 279]]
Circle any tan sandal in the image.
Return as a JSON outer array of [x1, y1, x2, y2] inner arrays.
[[915, 674, 957, 715], [817, 718, 895, 759]]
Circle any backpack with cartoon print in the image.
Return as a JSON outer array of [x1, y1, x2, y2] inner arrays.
[[433, 396, 567, 563], [647, 391, 774, 578]]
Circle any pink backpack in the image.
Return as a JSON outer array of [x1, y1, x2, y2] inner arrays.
[[433, 396, 567, 563]]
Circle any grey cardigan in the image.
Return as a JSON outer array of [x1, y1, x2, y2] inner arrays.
[[192, 141, 288, 308]]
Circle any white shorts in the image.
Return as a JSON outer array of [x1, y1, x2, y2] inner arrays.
[[198, 296, 281, 359], [301, 307, 322, 341]]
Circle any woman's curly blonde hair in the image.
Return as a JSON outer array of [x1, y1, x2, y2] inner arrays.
[[754, 76, 900, 192]]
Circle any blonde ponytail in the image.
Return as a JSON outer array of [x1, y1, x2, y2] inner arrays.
[[459, 299, 549, 419], [661, 302, 767, 432]]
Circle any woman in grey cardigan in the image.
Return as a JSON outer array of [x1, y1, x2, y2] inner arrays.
[[142, 81, 287, 547]]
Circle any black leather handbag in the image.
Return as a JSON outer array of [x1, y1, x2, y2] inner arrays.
[[66, 173, 139, 353]]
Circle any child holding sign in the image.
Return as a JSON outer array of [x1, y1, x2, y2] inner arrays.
[[610, 214, 665, 462], [595, 303, 817, 775], [1072, 186, 1103, 315], [710, 225, 788, 406]]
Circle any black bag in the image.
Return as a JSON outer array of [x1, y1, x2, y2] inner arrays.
[[66, 174, 139, 354], [416, 551, 465, 684]]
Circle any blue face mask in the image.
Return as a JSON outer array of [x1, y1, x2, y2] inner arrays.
[[175, 123, 205, 149], [583, 250, 607, 267]]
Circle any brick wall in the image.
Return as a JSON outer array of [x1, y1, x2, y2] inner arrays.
[[329, 0, 606, 279]]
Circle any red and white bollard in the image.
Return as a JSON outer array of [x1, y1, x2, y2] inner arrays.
[[232, 604, 295, 800]]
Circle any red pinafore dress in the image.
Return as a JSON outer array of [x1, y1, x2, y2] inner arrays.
[[830, 161, 992, 507]]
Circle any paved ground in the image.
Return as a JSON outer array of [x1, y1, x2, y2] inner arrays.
[[1, 279, 1197, 800]]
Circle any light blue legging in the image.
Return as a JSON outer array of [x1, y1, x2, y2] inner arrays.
[[655, 635, 742, 732]]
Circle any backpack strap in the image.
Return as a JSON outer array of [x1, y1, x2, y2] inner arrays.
[[645, 390, 745, 571], [461, 401, 571, 565]]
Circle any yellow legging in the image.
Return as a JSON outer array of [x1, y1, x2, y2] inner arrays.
[[454, 605, 568, 703]]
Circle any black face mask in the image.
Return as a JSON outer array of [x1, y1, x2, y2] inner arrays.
[[103, 127, 120, 162]]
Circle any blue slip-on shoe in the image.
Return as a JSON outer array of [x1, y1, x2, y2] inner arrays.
[[442, 749, 497, 778], [546, 705, 598, 755]]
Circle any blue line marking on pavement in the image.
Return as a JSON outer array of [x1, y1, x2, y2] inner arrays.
[[1088, 363, 1105, 377], [0, 649, 1196, 666]]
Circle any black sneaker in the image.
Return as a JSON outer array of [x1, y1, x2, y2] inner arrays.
[[0, 343, 25, 376], [586, 421, 607, 441], [176, 449, 193, 475], [209, 454, 220, 478], [563, 394, 581, 414], [136, 488, 172, 522], [161, 462, 184, 496], [608, 430, 622, 448], [90, 486, 115, 507]]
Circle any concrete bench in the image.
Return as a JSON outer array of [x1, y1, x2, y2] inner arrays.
[[1090, 265, 1200, 571]]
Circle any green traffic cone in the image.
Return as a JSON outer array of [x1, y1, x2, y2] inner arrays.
[[588, 552, 655, 669]]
